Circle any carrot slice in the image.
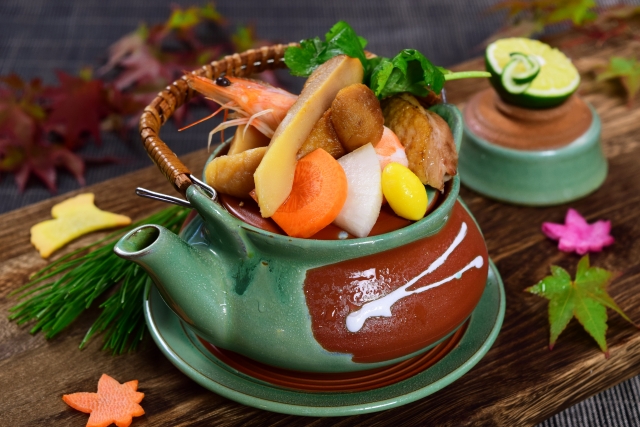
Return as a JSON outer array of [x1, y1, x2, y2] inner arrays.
[[63, 374, 144, 427], [270, 148, 347, 238]]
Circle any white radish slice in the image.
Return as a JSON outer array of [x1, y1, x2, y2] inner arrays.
[[333, 143, 383, 238]]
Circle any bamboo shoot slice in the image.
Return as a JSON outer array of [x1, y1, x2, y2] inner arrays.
[[254, 55, 364, 217]]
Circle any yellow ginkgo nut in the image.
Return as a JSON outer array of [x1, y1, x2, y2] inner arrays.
[[381, 162, 428, 221]]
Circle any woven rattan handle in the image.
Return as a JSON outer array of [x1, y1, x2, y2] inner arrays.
[[138, 43, 297, 195]]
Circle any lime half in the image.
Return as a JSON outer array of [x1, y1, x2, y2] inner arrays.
[[486, 38, 580, 108]]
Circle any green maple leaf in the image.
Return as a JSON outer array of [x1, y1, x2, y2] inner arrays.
[[232, 25, 257, 53], [167, 7, 201, 30], [526, 255, 636, 356], [491, 0, 598, 35], [545, 0, 597, 25], [167, 4, 222, 30], [596, 56, 640, 107]]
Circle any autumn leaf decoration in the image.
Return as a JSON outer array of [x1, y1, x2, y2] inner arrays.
[[0, 74, 83, 192], [98, 3, 266, 126], [63, 374, 144, 427], [0, 3, 270, 193], [526, 256, 637, 357], [487, 1, 640, 46], [487, 0, 599, 42], [595, 56, 640, 107], [542, 208, 614, 255], [0, 70, 144, 192]]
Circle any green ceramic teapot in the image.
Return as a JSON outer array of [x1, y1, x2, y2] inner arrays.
[[114, 104, 490, 373]]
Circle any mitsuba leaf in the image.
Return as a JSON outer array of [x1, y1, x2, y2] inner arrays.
[[285, 22, 466, 100], [370, 49, 445, 99], [284, 37, 327, 77], [526, 255, 636, 357], [284, 21, 369, 77], [323, 21, 368, 66]]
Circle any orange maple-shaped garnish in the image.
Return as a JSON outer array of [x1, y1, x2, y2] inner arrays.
[[63, 374, 145, 427]]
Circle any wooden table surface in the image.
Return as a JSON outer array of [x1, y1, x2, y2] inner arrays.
[[1, 35, 640, 426]]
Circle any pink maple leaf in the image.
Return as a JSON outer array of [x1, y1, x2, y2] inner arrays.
[[542, 209, 614, 255]]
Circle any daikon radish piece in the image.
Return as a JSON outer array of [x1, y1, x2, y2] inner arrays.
[[254, 55, 363, 218], [333, 143, 383, 238]]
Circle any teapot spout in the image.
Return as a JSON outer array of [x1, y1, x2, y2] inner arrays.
[[114, 224, 230, 344]]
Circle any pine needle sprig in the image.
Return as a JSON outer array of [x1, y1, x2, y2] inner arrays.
[[9, 205, 190, 354]]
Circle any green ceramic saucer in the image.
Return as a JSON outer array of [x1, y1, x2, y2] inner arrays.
[[143, 260, 504, 416]]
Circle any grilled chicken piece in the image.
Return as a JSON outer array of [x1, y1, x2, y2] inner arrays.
[[204, 147, 267, 198], [381, 93, 457, 191]]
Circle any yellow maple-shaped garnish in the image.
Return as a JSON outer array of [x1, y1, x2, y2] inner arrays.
[[63, 374, 144, 427], [30, 193, 131, 258]]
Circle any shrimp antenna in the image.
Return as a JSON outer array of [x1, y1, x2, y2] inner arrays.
[[244, 109, 274, 139], [220, 109, 228, 144], [207, 117, 252, 150], [178, 101, 235, 132]]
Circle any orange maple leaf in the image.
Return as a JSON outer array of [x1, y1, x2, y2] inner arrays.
[[63, 374, 145, 427]]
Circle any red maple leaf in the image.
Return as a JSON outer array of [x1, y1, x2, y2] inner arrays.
[[44, 70, 110, 150], [101, 84, 147, 139], [0, 74, 85, 192], [4, 141, 85, 192], [97, 4, 244, 128]]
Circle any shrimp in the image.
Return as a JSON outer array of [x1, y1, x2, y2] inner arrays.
[[374, 126, 408, 171], [184, 74, 298, 148]]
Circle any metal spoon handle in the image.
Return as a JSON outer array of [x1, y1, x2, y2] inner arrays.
[[135, 188, 192, 208], [135, 175, 217, 208]]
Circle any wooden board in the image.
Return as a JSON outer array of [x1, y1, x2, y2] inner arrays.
[[1, 34, 640, 426]]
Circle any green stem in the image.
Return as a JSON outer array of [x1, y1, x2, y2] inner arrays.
[[444, 71, 491, 81]]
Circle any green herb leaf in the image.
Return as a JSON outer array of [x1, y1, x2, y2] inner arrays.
[[285, 21, 489, 100], [525, 255, 635, 356], [284, 21, 369, 77], [370, 49, 445, 99]]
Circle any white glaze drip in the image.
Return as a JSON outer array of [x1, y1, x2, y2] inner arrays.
[[345, 222, 484, 333]]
